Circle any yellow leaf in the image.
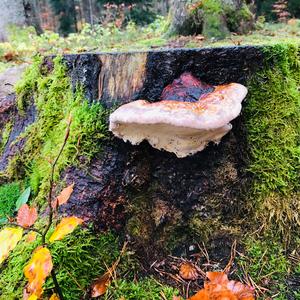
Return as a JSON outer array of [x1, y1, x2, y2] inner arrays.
[[0, 227, 23, 264], [49, 216, 83, 242], [24, 247, 53, 298], [28, 295, 38, 300], [49, 293, 60, 300]]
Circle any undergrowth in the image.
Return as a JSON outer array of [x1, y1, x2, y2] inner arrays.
[[9, 56, 109, 204]]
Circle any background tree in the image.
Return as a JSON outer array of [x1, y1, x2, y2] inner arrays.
[[49, 0, 78, 35], [0, 0, 42, 41], [167, 0, 255, 38]]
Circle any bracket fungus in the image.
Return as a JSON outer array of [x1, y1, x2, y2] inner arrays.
[[109, 73, 247, 158]]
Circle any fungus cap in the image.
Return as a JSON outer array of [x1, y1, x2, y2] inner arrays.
[[109, 74, 247, 158]]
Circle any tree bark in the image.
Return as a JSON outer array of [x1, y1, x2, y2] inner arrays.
[[0, 0, 42, 41]]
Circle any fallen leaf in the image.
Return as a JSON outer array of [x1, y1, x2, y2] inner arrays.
[[189, 289, 209, 300], [90, 242, 128, 298], [26, 232, 37, 243], [24, 247, 53, 298], [189, 272, 255, 300], [49, 293, 60, 300], [0, 227, 23, 264], [91, 273, 111, 297], [49, 216, 83, 242], [17, 204, 38, 228], [206, 271, 229, 284], [179, 262, 198, 280], [52, 183, 74, 208]]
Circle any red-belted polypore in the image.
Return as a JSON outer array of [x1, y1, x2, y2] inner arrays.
[[109, 73, 247, 158]]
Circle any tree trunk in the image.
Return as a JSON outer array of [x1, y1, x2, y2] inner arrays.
[[167, 0, 200, 36], [167, 0, 255, 37], [0, 0, 42, 41]]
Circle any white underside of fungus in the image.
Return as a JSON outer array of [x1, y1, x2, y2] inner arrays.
[[109, 77, 247, 158]]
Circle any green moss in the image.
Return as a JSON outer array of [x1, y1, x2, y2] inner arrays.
[[0, 182, 21, 219], [9, 56, 109, 203], [0, 229, 120, 300], [105, 278, 179, 300], [0, 121, 13, 154], [245, 43, 300, 235], [238, 238, 290, 298]]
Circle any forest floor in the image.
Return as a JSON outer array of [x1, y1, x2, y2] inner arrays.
[[0, 17, 299, 73]]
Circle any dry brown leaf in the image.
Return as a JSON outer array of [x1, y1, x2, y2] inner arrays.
[[179, 262, 198, 280], [52, 183, 74, 208], [17, 204, 38, 228], [91, 273, 111, 298]]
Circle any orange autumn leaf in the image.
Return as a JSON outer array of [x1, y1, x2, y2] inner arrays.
[[189, 289, 209, 300], [189, 272, 255, 300], [206, 272, 229, 284], [17, 204, 38, 228], [91, 272, 111, 298], [24, 247, 53, 298], [49, 293, 60, 300], [179, 262, 198, 280], [26, 232, 37, 243], [0, 227, 23, 264], [52, 183, 74, 208], [49, 216, 83, 242]]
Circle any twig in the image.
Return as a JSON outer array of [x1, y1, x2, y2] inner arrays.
[[51, 269, 64, 300], [223, 240, 237, 274], [0, 222, 42, 235], [42, 117, 72, 244], [41, 116, 72, 300]]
